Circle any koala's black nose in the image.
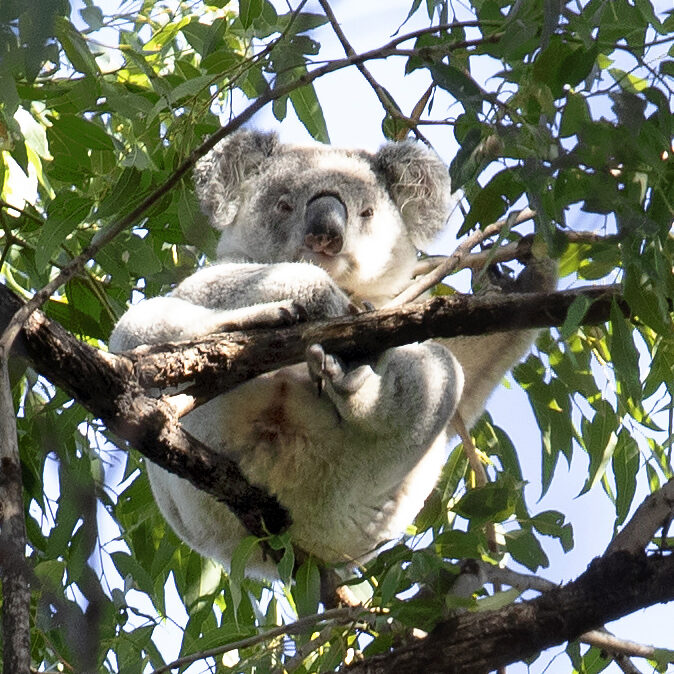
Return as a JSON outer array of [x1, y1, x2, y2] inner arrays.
[[304, 194, 346, 256]]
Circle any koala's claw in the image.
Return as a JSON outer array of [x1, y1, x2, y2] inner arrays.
[[279, 301, 309, 324], [306, 344, 371, 396]]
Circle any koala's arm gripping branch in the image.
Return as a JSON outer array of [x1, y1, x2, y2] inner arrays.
[[132, 285, 624, 396]]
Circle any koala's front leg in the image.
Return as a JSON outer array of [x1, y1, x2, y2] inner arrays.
[[306, 341, 462, 462]]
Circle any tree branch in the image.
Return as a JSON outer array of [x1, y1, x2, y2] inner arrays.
[[344, 551, 674, 674], [0, 281, 624, 560], [0, 280, 626, 566], [152, 605, 364, 674], [130, 284, 622, 396], [386, 208, 536, 306], [0, 352, 31, 674], [318, 0, 428, 142], [0, 285, 290, 544], [607, 478, 674, 554]]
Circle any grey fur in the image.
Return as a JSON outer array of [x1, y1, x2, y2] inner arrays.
[[110, 130, 555, 578]]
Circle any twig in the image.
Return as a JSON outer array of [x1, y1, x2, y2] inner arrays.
[[274, 624, 335, 673], [614, 655, 643, 674], [385, 207, 536, 307], [318, 0, 427, 142], [607, 478, 674, 554], [150, 605, 364, 674], [579, 629, 666, 663], [471, 560, 557, 594], [413, 228, 617, 276]]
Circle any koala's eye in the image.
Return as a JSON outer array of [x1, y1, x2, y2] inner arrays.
[[276, 197, 294, 214], [360, 206, 374, 218]]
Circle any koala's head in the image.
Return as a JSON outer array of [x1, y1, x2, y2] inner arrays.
[[194, 130, 453, 304]]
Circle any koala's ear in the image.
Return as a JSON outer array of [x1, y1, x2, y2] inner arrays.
[[373, 141, 453, 246], [194, 130, 280, 229]]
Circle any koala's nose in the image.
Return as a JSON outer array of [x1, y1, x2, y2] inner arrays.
[[304, 194, 346, 256]]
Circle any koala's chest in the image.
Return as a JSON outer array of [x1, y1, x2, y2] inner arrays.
[[182, 364, 342, 463]]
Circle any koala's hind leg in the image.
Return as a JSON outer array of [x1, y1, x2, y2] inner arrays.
[[306, 342, 462, 472]]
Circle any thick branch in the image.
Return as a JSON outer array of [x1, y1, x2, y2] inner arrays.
[[344, 551, 674, 674], [0, 354, 31, 674], [0, 286, 289, 542], [607, 478, 674, 554], [131, 285, 623, 395]]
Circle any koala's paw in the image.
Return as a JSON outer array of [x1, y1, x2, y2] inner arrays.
[[474, 256, 557, 296], [305, 344, 371, 396], [277, 300, 310, 325], [511, 257, 558, 294], [213, 300, 309, 332]]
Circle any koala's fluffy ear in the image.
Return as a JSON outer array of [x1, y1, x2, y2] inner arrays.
[[194, 130, 280, 229], [374, 142, 452, 246]]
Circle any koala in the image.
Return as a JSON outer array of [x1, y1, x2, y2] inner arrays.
[[109, 130, 555, 578]]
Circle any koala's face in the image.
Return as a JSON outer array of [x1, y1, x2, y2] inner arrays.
[[218, 147, 419, 302], [195, 131, 453, 305]]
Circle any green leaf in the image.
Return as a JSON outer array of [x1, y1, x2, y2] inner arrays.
[[54, 17, 101, 76], [531, 510, 574, 552], [274, 539, 295, 585], [239, 0, 263, 28], [624, 268, 672, 335], [229, 536, 260, 621], [560, 93, 591, 138], [379, 564, 404, 605], [580, 400, 619, 494], [505, 528, 549, 571], [652, 648, 674, 672], [431, 63, 483, 112], [461, 168, 524, 232], [294, 557, 321, 618], [276, 12, 330, 34], [111, 551, 155, 596], [48, 114, 115, 153], [515, 357, 575, 494], [454, 481, 518, 524], [80, 6, 104, 30], [37, 193, 91, 269], [612, 431, 639, 524], [434, 529, 484, 559], [289, 81, 330, 143], [561, 294, 592, 339], [475, 587, 521, 611], [609, 301, 642, 403], [34, 559, 67, 592]]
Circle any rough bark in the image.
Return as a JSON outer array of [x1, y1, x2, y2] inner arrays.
[[345, 551, 674, 674], [129, 285, 623, 394], [0, 356, 31, 674]]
